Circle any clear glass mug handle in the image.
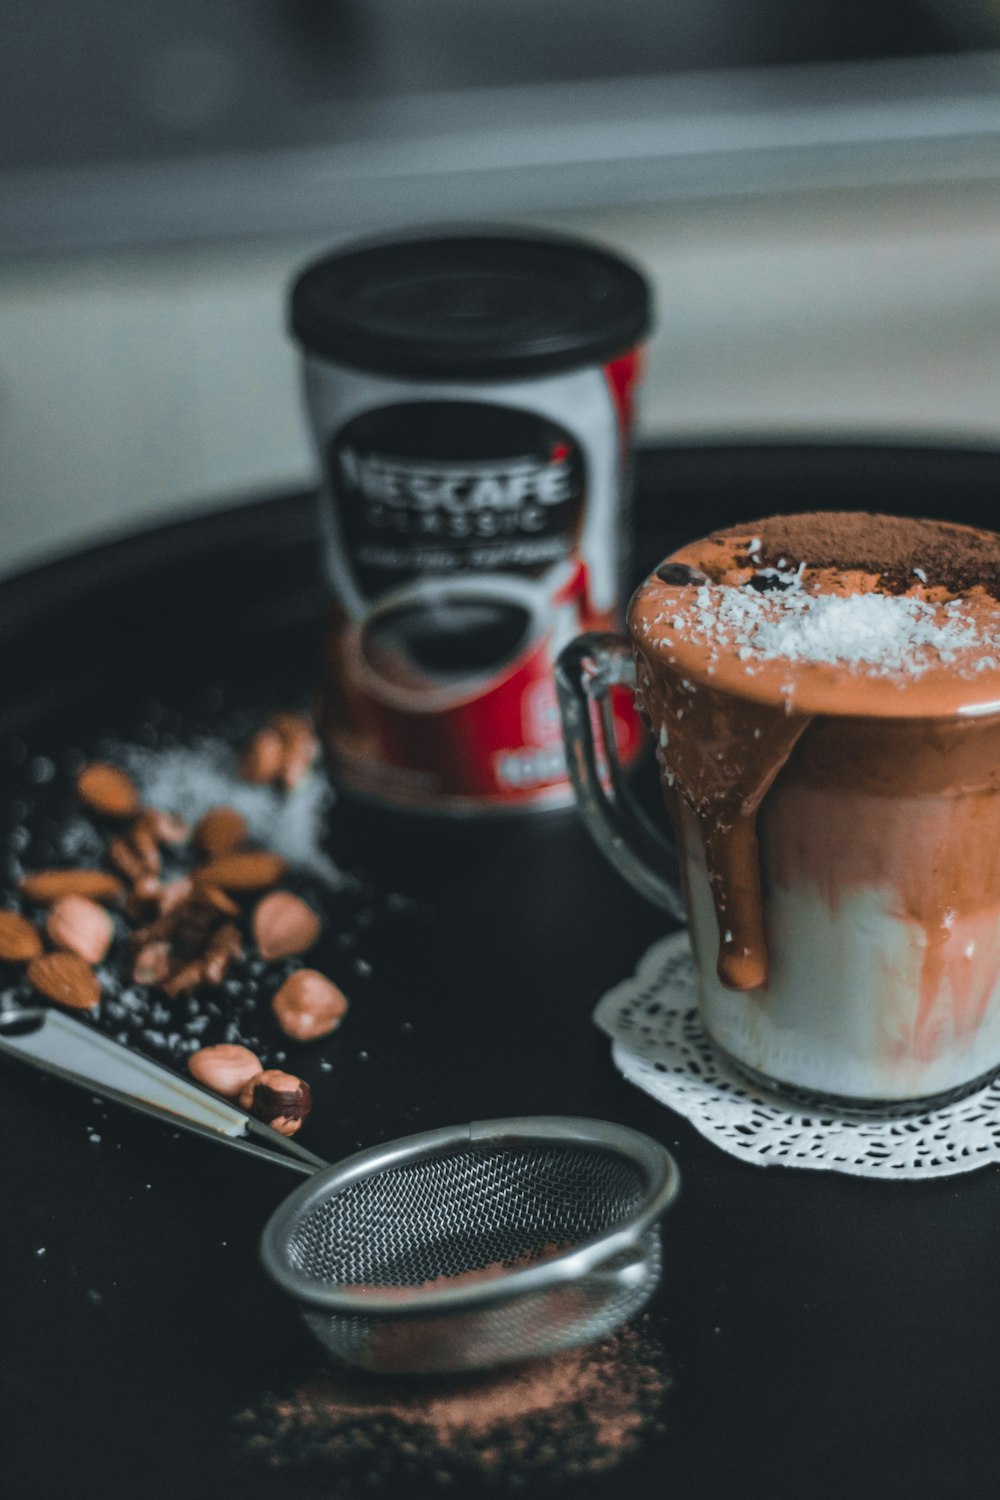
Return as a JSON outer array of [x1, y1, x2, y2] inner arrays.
[[555, 633, 686, 923]]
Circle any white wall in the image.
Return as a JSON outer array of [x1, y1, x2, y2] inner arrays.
[[2, 178, 999, 577]]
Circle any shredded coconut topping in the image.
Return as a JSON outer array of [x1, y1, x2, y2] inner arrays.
[[664, 574, 1000, 678]]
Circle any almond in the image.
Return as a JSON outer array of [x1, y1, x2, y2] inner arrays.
[[18, 869, 124, 906], [75, 762, 140, 819], [196, 850, 286, 892], [239, 728, 286, 785], [271, 713, 319, 789], [46, 895, 114, 965], [188, 1044, 262, 1098], [194, 884, 241, 919], [272, 969, 348, 1042], [252, 891, 320, 960], [194, 806, 247, 857], [27, 951, 100, 1010], [0, 910, 43, 963]]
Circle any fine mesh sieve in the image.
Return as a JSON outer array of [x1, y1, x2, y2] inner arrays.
[[261, 1116, 680, 1374]]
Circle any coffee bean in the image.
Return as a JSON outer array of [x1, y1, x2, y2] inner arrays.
[[654, 562, 710, 586]]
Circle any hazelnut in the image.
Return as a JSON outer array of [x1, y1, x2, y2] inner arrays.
[[239, 1069, 311, 1136], [188, 1044, 262, 1098], [272, 969, 348, 1041], [46, 894, 114, 965], [252, 890, 320, 960]]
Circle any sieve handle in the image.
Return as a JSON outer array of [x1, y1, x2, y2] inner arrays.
[[0, 1005, 325, 1175]]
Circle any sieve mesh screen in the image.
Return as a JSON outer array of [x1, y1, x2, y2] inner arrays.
[[286, 1143, 645, 1287]]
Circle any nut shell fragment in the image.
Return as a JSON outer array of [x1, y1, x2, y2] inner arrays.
[[188, 1044, 262, 1098], [272, 968, 348, 1041], [239, 1069, 312, 1135], [0, 910, 43, 963], [75, 763, 140, 819], [46, 895, 114, 965], [252, 891, 320, 960], [27, 951, 100, 1010]]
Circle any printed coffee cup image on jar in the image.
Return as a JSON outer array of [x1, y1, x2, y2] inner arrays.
[[558, 511, 1000, 1113], [337, 571, 591, 801], [289, 229, 651, 815]]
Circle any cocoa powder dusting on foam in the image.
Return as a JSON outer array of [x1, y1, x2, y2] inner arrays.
[[712, 512, 1000, 597], [235, 1322, 667, 1490]]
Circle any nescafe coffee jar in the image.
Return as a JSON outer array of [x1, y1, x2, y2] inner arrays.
[[290, 229, 652, 814]]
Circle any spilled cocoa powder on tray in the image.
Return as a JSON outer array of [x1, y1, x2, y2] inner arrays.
[[235, 1321, 669, 1491]]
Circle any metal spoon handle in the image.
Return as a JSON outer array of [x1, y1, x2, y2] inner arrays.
[[0, 1005, 326, 1174]]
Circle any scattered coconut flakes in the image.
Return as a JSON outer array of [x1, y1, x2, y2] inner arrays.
[[670, 577, 1000, 678], [115, 737, 342, 886]]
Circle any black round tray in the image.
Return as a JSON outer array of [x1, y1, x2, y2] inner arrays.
[[4, 444, 1000, 1500]]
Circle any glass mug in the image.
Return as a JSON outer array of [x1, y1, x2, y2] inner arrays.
[[557, 627, 1000, 1114]]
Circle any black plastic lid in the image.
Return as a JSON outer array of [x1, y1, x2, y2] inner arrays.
[[289, 230, 653, 380]]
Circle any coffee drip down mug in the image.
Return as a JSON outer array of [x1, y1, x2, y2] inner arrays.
[[557, 630, 1000, 1114]]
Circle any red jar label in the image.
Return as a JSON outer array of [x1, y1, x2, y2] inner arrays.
[[312, 358, 645, 812]]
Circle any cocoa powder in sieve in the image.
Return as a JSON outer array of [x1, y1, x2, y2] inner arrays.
[[234, 1320, 668, 1490]]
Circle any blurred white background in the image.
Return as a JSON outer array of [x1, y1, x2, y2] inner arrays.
[[2, 2, 1000, 576]]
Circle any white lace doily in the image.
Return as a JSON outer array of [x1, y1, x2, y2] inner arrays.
[[594, 932, 1000, 1180]]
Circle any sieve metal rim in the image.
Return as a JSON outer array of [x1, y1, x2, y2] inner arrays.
[[259, 1114, 680, 1318]]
